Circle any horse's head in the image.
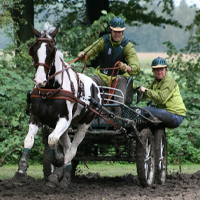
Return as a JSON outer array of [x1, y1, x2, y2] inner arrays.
[[29, 23, 59, 88]]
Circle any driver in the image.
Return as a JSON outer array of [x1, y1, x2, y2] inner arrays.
[[77, 16, 140, 106], [139, 57, 186, 128]]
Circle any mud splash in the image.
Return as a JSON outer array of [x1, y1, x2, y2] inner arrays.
[[1, 171, 200, 200]]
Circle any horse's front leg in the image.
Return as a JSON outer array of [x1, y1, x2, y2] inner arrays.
[[14, 122, 39, 181], [47, 130, 71, 187], [48, 117, 71, 155], [46, 117, 71, 187]]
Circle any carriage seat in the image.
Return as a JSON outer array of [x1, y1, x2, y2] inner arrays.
[[98, 76, 134, 106], [125, 76, 134, 106]]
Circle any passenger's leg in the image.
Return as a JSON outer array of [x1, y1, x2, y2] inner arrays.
[[143, 106, 185, 128]]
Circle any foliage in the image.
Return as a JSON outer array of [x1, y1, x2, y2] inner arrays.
[[0, 0, 200, 165], [163, 28, 200, 163], [125, 0, 198, 52], [0, 1, 199, 52], [167, 119, 200, 164], [57, 12, 115, 56], [34, 0, 182, 55], [0, 37, 44, 164], [34, 0, 181, 27]]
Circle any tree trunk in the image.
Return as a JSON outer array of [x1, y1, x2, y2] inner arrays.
[[86, 0, 109, 24], [12, 0, 34, 44], [85, 0, 109, 68]]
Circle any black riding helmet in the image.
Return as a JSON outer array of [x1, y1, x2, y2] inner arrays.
[[110, 17, 126, 31], [151, 57, 167, 68]]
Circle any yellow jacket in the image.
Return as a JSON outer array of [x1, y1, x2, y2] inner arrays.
[[145, 75, 187, 116]]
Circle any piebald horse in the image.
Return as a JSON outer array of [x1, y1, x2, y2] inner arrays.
[[15, 23, 101, 188]]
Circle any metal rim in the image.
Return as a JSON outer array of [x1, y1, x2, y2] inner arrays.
[[144, 137, 155, 185], [159, 137, 167, 183]]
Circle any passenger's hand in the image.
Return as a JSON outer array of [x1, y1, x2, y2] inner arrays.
[[118, 62, 128, 72], [78, 52, 86, 60], [140, 86, 146, 93]]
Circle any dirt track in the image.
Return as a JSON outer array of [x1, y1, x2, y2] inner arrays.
[[1, 171, 200, 200]]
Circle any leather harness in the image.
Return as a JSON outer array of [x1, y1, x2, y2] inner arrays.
[[29, 36, 123, 131]]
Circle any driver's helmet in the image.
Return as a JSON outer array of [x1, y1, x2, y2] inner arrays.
[[151, 57, 167, 68], [110, 17, 126, 31]]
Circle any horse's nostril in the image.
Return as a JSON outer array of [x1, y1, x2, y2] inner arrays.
[[34, 79, 47, 87]]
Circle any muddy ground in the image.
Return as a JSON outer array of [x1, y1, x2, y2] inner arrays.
[[1, 171, 200, 200]]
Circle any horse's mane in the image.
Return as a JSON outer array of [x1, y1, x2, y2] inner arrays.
[[41, 22, 69, 68], [57, 50, 63, 59], [41, 22, 56, 37], [41, 22, 63, 58]]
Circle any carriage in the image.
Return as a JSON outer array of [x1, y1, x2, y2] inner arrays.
[[15, 23, 167, 188], [42, 77, 168, 187]]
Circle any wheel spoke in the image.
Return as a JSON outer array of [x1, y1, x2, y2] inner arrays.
[[159, 139, 164, 169], [144, 138, 154, 182], [136, 129, 155, 187], [154, 129, 167, 185]]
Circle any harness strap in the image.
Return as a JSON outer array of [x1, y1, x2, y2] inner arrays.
[[31, 88, 76, 102], [31, 88, 121, 130], [34, 63, 51, 70], [36, 37, 55, 43], [87, 105, 121, 129], [67, 57, 79, 64], [106, 61, 120, 104], [48, 58, 70, 81], [81, 54, 88, 73]]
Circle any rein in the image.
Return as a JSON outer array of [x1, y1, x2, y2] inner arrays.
[[106, 61, 120, 104], [34, 57, 79, 99], [66, 56, 120, 104], [67, 55, 88, 74], [30, 36, 122, 130], [31, 88, 122, 131]]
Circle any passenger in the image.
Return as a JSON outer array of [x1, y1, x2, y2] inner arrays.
[[139, 57, 186, 128], [77, 16, 140, 106]]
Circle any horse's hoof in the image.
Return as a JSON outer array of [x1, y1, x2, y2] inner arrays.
[[46, 174, 59, 187], [12, 171, 27, 183], [46, 181, 57, 188], [59, 179, 70, 188], [59, 172, 71, 188]]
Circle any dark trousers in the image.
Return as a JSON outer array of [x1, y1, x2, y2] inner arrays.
[[143, 106, 185, 128]]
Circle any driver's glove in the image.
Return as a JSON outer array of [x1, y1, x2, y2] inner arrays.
[[77, 52, 86, 60], [118, 62, 128, 72]]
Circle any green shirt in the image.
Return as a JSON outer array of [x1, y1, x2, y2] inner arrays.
[[82, 35, 140, 86], [145, 75, 187, 116]]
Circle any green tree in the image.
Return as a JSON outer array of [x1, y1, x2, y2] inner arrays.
[[0, 0, 200, 164], [163, 7, 200, 164], [1, 0, 182, 48]]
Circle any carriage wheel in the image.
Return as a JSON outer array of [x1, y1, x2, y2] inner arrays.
[[136, 128, 155, 187], [43, 143, 52, 180], [154, 129, 167, 185]]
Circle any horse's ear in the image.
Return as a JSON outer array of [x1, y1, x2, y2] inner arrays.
[[31, 24, 41, 37], [49, 25, 59, 38]]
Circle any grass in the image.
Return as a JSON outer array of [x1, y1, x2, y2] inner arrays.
[[1, 162, 200, 180]]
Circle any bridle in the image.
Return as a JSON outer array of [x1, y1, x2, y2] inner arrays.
[[29, 35, 57, 71], [29, 35, 80, 99]]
